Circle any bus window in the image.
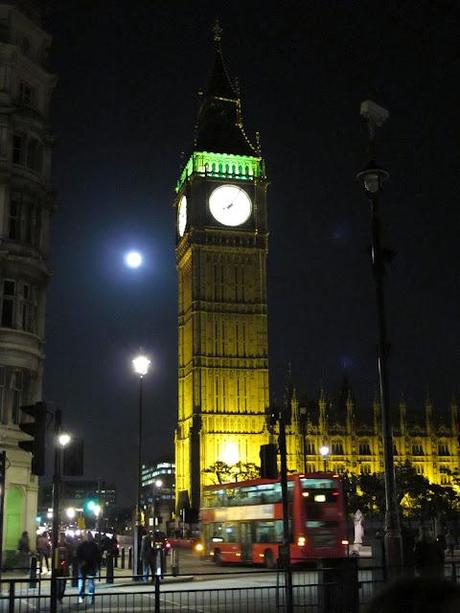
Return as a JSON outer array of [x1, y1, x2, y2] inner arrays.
[[305, 520, 339, 548], [301, 478, 339, 503], [255, 520, 284, 544], [211, 523, 224, 542], [301, 478, 336, 490], [224, 524, 239, 542]]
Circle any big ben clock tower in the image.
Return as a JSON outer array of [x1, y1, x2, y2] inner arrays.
[[175, 25, 270, 514]]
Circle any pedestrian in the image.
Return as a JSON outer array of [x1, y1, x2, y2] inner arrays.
[[109, 535, 119, 566], [414, 527, 445, 578], [140, 532, 153, 582], [17, 530, 30, 570], [76, 531, 101, 605], [55, 532, 72, 603], [37, 531, 51, 574]]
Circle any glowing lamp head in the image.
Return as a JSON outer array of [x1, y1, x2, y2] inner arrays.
[[66, 507, 76, 520], [132, 355, 151, 377], [154, 479, 163, 489], [125, 251, 143, 268], [58, 433, 71, 448], [319, 445, 330, 458]]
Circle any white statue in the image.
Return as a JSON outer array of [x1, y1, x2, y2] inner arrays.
[[352, 509, 364, 555]]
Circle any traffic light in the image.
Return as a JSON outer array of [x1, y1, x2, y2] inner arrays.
[[18, 401, 47, 476], [260, 444, 278, 479]]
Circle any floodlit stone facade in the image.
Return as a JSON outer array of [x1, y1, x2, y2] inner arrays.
[[0, 0, 56, 560]]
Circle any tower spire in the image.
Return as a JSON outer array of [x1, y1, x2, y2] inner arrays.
[[212, 18, 223, 49], [194, 21, 257, 156]]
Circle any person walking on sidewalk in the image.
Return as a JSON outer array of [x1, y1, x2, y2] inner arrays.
[[37, 531, 51, 574], [55, 532, 72, 603], [76, 531, 101, 605], [17, 531, 30, 571], [140, 532, 154, 582]]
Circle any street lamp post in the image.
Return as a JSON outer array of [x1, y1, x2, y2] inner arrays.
[[50, 411, 71, 613], [357, 100, 402, 573], [132, 354, 151, 579], [319, 445, 330, 473], [153, 479, 163, 528], [268, 405, 293, 613]]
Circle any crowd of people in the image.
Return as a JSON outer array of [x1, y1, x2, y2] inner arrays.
[[17, 529, 118, 604]]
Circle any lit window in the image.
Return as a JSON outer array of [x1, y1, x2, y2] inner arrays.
[[358, 443, 371, 456], [331, 442, 344, 455]]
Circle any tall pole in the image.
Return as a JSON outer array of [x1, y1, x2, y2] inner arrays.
[[369, 192, 402, 571], [50, 409, 62, 613], [278, 408, 293, 613], [96, 477, 101, 544], [137, 375, 143, 523], [357, 100, 402, 573], [133, 374, 143, 579]]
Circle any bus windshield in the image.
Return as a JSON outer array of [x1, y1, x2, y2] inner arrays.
[[301, 478, 339, 504]]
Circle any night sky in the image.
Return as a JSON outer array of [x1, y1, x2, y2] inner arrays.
[[42, 1, 459, 505]]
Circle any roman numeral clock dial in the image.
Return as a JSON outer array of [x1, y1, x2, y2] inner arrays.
[[209, 184, 252, 226], [177, 194, 187, 237]]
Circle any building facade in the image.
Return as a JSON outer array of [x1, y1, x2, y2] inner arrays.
[[0, 1, 56, 558], [175, 28, 271, 514], [141, 461, 175, 527], [289, 390, 460, 485]]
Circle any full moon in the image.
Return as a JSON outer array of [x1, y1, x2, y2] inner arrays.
[[125, 251, 143, 268]]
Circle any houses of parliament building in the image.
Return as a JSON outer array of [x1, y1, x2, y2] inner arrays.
[[288, 389, 459, 486]]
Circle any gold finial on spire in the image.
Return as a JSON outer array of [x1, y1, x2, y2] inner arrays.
[[213, 18, 223, 47]]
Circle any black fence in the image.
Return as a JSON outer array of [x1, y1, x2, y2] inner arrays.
[[0, 561, 458, 612]]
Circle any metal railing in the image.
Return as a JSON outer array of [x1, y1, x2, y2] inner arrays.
[[0, 560, 458, 612]]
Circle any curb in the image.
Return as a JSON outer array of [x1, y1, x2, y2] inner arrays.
[[96, 575, 195, 590]]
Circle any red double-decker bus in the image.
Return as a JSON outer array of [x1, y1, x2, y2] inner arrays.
[[200, 473, 348, 567]]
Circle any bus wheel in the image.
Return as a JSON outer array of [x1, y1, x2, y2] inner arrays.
[[213, 549, 223, 566], [264, 549, 275, 569]]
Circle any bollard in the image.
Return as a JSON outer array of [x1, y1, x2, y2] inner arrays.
[[171, 548, 179, 577], [106, 555, 114, 584], [29, 555, 38, 589], [128, 546, 133, 570], [121, 547, 125, 569], [154, 549, 162, 613], [71, 560, 78, 588], [8, 581, 15, 613]]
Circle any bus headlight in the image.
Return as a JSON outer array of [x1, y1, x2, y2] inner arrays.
[[341, 540, 349, 545], [297, 536, 306, 547]]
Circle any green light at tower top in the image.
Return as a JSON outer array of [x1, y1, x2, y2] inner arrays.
[[176, 151, 265, 193]]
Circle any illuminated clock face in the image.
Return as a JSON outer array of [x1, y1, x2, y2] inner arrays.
[[209, 185, 252, 227], [177, 194, 187, 237]]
